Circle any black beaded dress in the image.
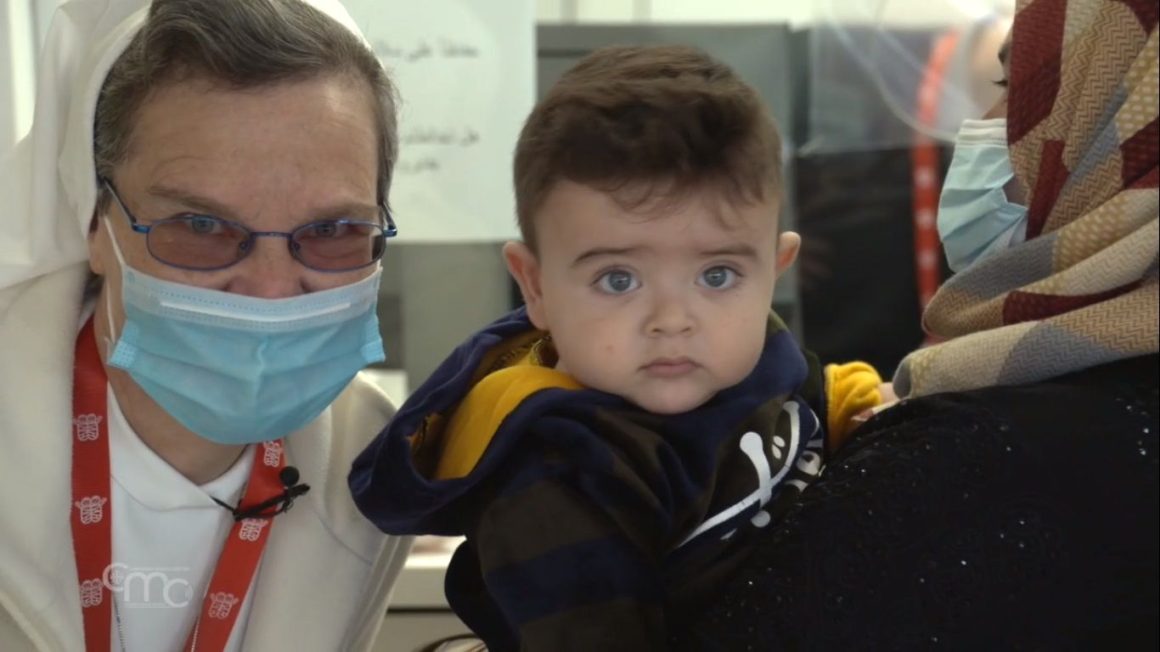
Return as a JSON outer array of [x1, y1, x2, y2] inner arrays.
[[670, 355, 1159, 651]]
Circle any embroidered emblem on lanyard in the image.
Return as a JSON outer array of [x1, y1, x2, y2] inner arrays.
[[71, 318, 288, 651]]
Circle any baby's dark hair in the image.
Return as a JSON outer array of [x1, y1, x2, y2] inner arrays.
[[513, 44, 782, 249]]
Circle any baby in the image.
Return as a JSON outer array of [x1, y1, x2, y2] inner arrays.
[[351, 44, 881, 651]]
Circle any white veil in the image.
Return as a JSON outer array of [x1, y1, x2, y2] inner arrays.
[[0, 0, 371, 290]]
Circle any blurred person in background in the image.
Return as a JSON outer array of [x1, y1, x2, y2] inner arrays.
[[677, 0, 1158, 647]]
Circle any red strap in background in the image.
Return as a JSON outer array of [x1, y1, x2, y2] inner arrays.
[[911, 29, 960, 343]]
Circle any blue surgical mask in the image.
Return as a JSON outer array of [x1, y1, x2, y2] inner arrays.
[[937, 118, 1029, 272], [103, 224, 386, 445]]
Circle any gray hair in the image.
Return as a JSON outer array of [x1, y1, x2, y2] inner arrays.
[[93, 0, 397, 206]]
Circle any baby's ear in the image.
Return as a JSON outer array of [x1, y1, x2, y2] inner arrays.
[[775, 231, 801, 275], [502, 241, 548, 329]]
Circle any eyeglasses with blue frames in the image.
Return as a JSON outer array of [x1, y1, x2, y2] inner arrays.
[[99, 178, 397, 272]]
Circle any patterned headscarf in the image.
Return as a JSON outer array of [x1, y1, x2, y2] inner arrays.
[[896, 0, 1159, 397]]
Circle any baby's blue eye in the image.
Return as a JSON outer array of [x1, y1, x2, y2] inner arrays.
[[597, 270, 639, 294], [700, 266, 738, 289]]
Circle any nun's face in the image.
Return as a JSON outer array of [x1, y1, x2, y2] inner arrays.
[[87, 73, 382, 346]]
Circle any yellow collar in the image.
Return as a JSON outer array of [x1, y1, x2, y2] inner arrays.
[[432, 339, 582, 480]]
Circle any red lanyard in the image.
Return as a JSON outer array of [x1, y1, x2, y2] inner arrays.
[[911, 28, 960, 340], [71, 318, 286, 651]]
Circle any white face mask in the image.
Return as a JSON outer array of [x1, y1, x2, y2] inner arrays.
[[937, 118, 1030, 273]]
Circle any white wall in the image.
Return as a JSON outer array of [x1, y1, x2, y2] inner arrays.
[[536, 0, 1014, 27], [0, 0, 35, 154], [1, 0, 1018, 163], [536, 0, 810, 25]]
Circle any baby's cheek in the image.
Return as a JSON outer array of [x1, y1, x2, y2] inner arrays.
[[587, 342, 627, 386], [723, 328, 766, 382]]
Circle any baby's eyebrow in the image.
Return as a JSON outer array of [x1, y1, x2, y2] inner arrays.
[[571, 246, 645, 267], [701, 244, 759, 259]]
